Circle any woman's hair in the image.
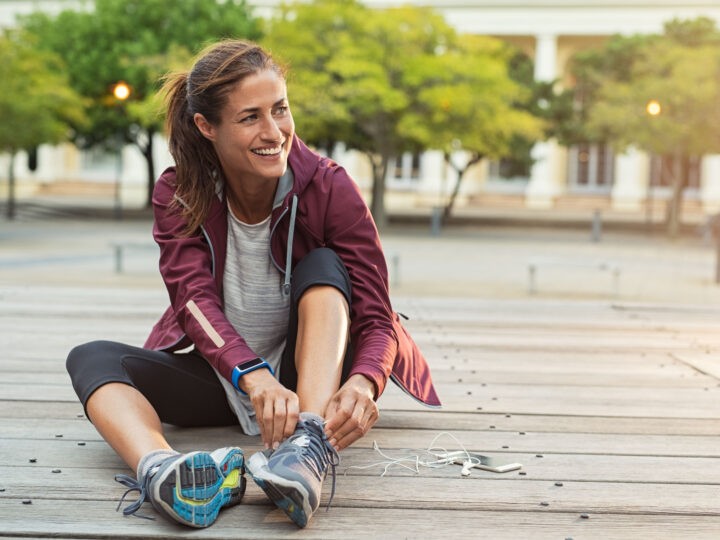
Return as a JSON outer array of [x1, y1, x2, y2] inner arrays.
[[161, 39, 285, 234]]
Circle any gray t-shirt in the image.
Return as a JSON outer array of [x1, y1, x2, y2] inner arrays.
[[215, 209, 290, 435]]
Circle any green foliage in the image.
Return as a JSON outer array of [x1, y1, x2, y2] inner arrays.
[[402, 33, 543, 159], [21, 0, 261, 150], [569, 17, 720, 235], [0, 29, 85, 154], [578, 18, 720, 157], [263, 0, 542, 224]]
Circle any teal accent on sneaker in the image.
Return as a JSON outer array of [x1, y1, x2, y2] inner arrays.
[[247, 418, 339, 528], [114, 447, 246, 528]]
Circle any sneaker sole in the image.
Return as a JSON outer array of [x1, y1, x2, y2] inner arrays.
[[151, 450, 246, 528], [247, 451, 312, 528]]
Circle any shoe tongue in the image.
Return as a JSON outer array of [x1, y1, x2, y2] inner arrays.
[[299, 412, 324, 425]]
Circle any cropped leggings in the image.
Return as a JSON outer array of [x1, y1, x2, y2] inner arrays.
[[66, 248, 353, 427]]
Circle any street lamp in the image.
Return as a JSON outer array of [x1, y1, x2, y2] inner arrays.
[[645, 99, 661, 229], [113, 81, 131, 101], [112, 82, 131, 219], [646, 99, 661, 116]]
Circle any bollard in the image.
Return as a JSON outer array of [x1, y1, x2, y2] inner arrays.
[[391, 253, 400, 287], [591, 209, 602, 243], [431, 206, 443, 236]]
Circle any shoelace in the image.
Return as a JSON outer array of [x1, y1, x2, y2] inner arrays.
[[300, 419, 341, 509], [114, 468, 158, 520]]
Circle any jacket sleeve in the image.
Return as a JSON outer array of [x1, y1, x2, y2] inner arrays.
[[321, 167, 397, 399], [151, 170, 260, 383]]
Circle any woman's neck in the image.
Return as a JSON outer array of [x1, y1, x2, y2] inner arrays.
[[225, 178, 278, 224]]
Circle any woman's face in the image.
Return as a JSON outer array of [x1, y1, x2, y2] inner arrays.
[[194, 69, 295, 187]]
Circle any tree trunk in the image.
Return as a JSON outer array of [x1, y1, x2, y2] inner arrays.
[[6, 152, 16, 220], [144, 130, 155, 208], [134, 128, 156, 209], [367, 152, 389, 230], [443, 153, 482, 220], [666, 153, 684, 238]]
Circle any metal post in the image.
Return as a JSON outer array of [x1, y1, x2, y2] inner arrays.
[[591, 209, 602, 242], [431, 206, 443, 236]]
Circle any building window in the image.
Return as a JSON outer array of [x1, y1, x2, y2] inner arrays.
[[389, 152, 421, 188], [568, 143, 614, 191], [648, 154, 700, 192]]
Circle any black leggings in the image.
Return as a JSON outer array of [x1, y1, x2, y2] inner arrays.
[[66, 248, 353, 428]]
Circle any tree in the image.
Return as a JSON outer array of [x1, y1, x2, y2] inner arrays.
[[568, 18, 720, 236], [400, 34, 543, 219], [265, 0, 542, 228], [0, 30, 85, 219], [21, 0, 261, 207]]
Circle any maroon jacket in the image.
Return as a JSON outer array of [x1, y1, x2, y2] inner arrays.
[[144, 136, 440, 407]]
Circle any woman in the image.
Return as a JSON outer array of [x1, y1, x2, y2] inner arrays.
[[66, 39, 440, 530]]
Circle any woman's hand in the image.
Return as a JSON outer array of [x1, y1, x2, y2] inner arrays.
[[242, 369, 299, 450], [323, 374, 379, 451]]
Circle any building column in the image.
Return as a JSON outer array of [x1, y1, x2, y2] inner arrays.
[[701, 154, 720, 214], [525, 34, 562, 208], [611, 147, 649, 211]]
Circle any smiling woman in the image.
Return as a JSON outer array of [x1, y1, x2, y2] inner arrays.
[[64, 39, 440, 531], [192, 70, 295, 224]]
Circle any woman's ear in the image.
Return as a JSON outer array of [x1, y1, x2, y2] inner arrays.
[[193, 113, 216, 141]]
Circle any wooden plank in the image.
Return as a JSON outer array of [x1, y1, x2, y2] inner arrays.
[[377, 410, 720, 436], [2, 467, 719, 516], [674, 351, 720, 380], [2, 499, 720, 540], [3, 401, 720, 436], [4, 381, 719, 419], [2, 419, 719, 458], [0, 401, 84, 420], [1, 439, 719, 485], [377, 381, 720, 418]]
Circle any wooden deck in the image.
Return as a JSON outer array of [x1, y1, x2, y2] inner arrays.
[[1, 284, 720, 539]]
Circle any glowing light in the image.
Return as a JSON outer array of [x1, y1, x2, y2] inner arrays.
[[113, 82, 131, 101], [646, 99, 661, 116]]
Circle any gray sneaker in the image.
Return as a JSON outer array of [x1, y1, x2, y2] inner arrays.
[[247, 416, 340, 527], [115, 447, 246, 527]]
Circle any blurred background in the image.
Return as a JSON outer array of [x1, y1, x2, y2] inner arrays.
[[2, 0, 720, 304]]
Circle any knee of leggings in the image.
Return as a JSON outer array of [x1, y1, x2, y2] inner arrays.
[[66, 340, 112, 379]]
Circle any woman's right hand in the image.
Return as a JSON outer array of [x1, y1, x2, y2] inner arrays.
[[241, 369, 299, 449]]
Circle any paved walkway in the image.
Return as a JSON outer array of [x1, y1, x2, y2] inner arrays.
[[2, 215, 720, 305]]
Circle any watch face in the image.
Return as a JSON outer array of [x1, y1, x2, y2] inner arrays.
[[239, 358, 264, 370]]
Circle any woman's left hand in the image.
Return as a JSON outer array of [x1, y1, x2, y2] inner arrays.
[[323, 374, 379, 451]]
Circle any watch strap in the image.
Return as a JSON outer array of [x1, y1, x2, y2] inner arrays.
[[231, 358, 273, 394]]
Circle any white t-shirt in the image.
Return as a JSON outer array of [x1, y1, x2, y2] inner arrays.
[[214, 209, 290, 435]]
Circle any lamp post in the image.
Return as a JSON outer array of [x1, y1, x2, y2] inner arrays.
[[645, 99, 661, 230], [112, 81, 130, 219]]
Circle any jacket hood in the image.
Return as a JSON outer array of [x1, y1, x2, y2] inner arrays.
[[287, 136, 322, 196]]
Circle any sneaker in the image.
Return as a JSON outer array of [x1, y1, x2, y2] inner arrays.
[[247, 415, 340, 528], [115, 447, 246, 528]]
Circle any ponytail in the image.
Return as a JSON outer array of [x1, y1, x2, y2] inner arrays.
[[161, 71, 219, 235]]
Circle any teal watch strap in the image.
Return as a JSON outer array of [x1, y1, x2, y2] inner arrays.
[[231, 358, 273, 394]]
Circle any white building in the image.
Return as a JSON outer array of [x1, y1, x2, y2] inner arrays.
[[3, 0, 720, 219]]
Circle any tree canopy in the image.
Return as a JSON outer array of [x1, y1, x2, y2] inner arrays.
[[263, 0, 542, 227], [569, 17, 720, 235], [0, 29, 85, 218], [21, 0, 261, 205]]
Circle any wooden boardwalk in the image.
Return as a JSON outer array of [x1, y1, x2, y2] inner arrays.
[[1, 284, 720, 539]]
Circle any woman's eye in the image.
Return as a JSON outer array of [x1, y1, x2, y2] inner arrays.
[[274, 106, 288, 116], [240, 114, 257, 123]]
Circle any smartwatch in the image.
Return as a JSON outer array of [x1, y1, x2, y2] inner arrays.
[[231, 358, 273, 394]]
